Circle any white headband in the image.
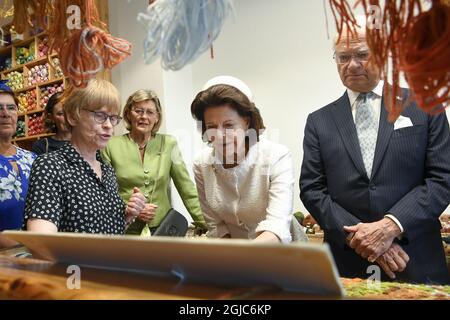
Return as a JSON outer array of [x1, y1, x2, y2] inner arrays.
[[202, 75, 254, 102]]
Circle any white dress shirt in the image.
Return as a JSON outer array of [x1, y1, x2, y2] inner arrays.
[[347, 80, 384, 123], [347, 80, 404, 233], [193, 138, 295, 243]]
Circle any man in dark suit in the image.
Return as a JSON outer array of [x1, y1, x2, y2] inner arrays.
[[300, 27, 450, 284]]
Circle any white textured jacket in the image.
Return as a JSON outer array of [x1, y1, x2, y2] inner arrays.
[[193, 138, 295, 243]]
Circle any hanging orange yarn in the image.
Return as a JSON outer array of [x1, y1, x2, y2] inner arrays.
[[329, 0, 450, 121], [12, 0, 34, 34], [11, 0, 131, 89], [11, 0, 49, 34], [399, 2, 450, 116], [46, 0, 107, 53], [0, 0, 14, 19], [46, 0, 131, 88], [328, 0, 359, 45], [357, 0, 426, 121]]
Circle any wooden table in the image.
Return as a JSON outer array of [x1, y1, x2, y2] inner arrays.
[[0, 247, 334, 300], [1, 246, 449, 300]]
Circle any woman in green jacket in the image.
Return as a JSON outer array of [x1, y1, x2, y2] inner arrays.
[[101, 89, 206, 236]]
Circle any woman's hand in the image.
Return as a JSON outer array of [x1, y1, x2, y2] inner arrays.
[[254, 231, 280, 243], [0, 233, 20, 249], [137, 203, 158, 223], [126, 187, 147, 223]]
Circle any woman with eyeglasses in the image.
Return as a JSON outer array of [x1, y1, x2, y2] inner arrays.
[[101, 89, 206, 236], [23, 80, 146, 234], [0, 82, 36, 238], [32, 92, 71, 155]]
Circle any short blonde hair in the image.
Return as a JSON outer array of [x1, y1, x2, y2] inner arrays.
[[64, 79, 120, 129], [123, 89, 163, 135]]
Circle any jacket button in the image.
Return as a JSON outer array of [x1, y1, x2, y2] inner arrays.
[[370, 184, 376, 190], [145, 181, 150, 186], [144, 169, 149, 174]]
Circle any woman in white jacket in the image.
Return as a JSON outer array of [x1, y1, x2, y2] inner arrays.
[[191, 76, 306, 243]]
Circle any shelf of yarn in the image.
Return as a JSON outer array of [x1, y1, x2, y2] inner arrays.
[[0, 24, 68, 149]]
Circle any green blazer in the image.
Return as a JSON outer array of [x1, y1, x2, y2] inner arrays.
[[101, 133, 206, 235]]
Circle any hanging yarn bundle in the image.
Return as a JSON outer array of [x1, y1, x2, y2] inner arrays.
[[0, 0, 14, 19], [46, 0, 106, 55], [138, 0, 235, 70], [10, 0, 131, 88], [59, 27, 132, 88], [12, 0, 49, 34], [398, 2, 450, 116], [355, 0, 422, 121], [328, 0, 450, 121], [328, 0, 359, 44], [12, 0, 35, 34], [46, 0, 132, 88]]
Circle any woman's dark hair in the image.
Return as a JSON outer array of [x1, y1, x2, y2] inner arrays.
[[44, 92, 63, 131], [0, 89, 19, 106], [191, 84, 265, 141]]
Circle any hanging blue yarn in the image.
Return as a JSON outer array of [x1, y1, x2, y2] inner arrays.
[[138, 0, 234, 70]]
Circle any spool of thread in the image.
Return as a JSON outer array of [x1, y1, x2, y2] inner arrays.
[[28, 113, 46, 136], [6, 71, 24, 91], [39, 83, 64, 108], [27, 64, 50, 85], [38, 37, 50, 58]]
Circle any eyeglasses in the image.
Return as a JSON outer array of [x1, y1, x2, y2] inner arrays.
[[334, 50, 370, 65], [82, 109, 122, 126], [0, 104, 18, 113], [132, 108, 158, 118]]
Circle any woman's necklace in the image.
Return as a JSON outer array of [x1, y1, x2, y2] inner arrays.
[[129, 134, 149, 151], [0, 144, 15, 157]]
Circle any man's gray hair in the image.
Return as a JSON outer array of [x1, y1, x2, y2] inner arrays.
[[332, 15, 368, 51]]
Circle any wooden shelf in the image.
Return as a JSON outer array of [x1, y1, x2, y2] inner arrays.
[[0, 24, 44, 55], [10, 37, 35, 49], [15, 85, 35, 94], [12, 133, 54, 143], [34, 31, 47, 39], [13, 77, 65, 94], [0, 45, 12, 55], [18, 108, 45, 117], [0, 23, 67, 151], [37, 77, 65, 88], [1, 64, 21, 74], [1, 55, 54, 77], [22, 55, 48, 68]]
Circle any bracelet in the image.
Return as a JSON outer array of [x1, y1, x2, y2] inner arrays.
[[125, 217, 136, 230], [124, 207, 137, 229]]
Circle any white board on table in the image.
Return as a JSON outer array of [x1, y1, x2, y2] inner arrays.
[[3, 231, 344, 296]]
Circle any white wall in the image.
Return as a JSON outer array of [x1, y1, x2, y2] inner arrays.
[[108, 0, 202, 221], [109, 0, 450, 216], [190, 0, 345, 215], [108, 0, 165, 136]]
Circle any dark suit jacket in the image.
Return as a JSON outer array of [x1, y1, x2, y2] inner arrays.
[[300, 91, 450, 284]]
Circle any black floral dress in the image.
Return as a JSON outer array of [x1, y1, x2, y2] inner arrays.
[[24, 143, 126, 234]]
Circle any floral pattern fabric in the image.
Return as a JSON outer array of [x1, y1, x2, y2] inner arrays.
[[0, 147, 36, 231]]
